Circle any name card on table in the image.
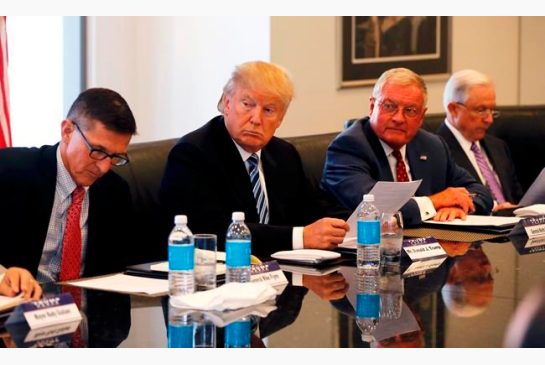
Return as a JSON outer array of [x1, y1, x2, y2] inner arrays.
[[250, 260, 288, 289], [402, 257, 447, 278], [6, 293, 82, 329], [521, 215, 545, 239], [402, 236, 447, 261]]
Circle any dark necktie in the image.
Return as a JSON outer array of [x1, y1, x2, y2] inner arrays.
[[60, 186, 85, 281], [470, 143, 505, 203], [248, 154, 269, 224], [392, 149, 409, 182]]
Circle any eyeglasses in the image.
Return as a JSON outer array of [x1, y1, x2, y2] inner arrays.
[[72, 121, 130, 166], [456, 102, 500, 118], [378, 99, 422, 119]]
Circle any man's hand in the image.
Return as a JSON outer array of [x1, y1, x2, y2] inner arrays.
[[433, 207, 467, 221], [303, 218, 349, 250], [302, 272, 349, 301], [0, 267, 42, 300], [430, 187, 475, 213]]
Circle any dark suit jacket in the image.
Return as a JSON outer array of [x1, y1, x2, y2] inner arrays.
[[159, 116, 323, 258], [321, 117, 493, 226], [437, 121, 523, 204], [0, 144, 135, 278]]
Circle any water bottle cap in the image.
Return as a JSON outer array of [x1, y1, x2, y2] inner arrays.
[[174, 215, 187, 224], [363, 194, 375, 202], [232, 211, 245, 221]]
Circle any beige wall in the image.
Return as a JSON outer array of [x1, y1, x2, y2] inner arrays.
[[272, 16, 545, 138]]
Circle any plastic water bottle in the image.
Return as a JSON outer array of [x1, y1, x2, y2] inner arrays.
[[168, 215, 195, 296], [168, 304, 194, 348], [225, 212, 252, 283], [357, 194, 381, 269], [224, 317, 252, 348], [355, 268, 380, 343]]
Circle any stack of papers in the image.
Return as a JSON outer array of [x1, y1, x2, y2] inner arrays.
[[0, 294, 24, 312], [424, 215, 520, 234]]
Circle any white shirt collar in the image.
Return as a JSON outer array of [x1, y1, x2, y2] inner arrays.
[[232, 139, 262, 162], [444, 118, 482, 153]]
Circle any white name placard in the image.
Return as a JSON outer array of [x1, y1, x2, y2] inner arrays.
[[21, 293, 82, 329], [403, 236, 447, 261], [522, 215, 545, 239], [251, 260, 288, 289]]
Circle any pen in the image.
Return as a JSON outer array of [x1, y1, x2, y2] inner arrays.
[[468, 193, 477, 197]]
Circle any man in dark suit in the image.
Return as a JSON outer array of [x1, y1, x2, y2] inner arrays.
[[0, 88, 137, 285], [322, 68, 492, 226], [438, 69, 523, 212], [160, 61, 349, 258]]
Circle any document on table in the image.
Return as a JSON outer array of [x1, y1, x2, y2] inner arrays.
[[0, 293, 24, 312], [341, 180, 422, 246], [424, 215, 521, 228], [66, 273, 168, 296]]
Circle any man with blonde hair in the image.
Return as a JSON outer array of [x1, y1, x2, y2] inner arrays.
[[438, 69, 522, 212], [160, 61, 349, 257], [322, 67, 492, 226]]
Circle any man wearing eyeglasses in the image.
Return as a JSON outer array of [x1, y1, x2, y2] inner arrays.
[[0, 88, 137, 286], [322, 68, 492, 226], [437, 69, 523, 212]]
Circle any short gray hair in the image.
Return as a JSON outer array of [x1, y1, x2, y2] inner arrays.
[[372, 67, 428, 106], [443, 69, 493, 111]]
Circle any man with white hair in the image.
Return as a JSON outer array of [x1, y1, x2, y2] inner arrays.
[[438, 69, 523, 212]]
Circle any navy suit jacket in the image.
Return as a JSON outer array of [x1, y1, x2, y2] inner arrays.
[[321, 117, 493, 226], [0, 144, 135, 278], [159, 116, 324, 258], [436, 121, 523, 204]]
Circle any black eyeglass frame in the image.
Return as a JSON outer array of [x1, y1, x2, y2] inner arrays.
[[72, 121, 130, 166]]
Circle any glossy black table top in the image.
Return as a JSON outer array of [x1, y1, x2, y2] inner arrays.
[[2, 235, 545, 348]]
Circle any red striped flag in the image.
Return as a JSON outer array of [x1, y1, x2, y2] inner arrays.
[[0, 16, 11, 148]]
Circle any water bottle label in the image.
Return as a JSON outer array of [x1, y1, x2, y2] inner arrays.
[[225, 320, 251, 348], [356, 293, 380, 317], [168, 324, 194, 348], [226, 240, 251, 267], [169, 243, 195, 270], [357, 220, 380, 245]]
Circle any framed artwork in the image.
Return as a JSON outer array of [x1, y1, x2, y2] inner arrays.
[[341, 16, 451, 87]]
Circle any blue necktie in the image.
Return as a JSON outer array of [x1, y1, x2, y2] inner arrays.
[[247, 154, 269, 224]]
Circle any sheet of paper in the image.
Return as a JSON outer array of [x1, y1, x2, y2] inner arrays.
[[342, 180, 422, 244], [425, 215, 521, 227], [0, 293, 24, 312], [150, 261, 227, 275], [67, 273, 168, 296]]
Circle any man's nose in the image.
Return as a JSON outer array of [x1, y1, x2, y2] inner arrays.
[[250, 107, 264, 125], [96, 158, 113, 175]]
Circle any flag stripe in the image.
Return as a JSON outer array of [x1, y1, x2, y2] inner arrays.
[[0, 16, 12, 148]]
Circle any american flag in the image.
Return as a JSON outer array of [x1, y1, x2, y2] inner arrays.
[[0, 16, 11, 148]]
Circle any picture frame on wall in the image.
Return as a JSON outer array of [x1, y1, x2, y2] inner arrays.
[[341, 16, 451, 87]]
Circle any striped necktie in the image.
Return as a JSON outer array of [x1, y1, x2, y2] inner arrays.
[[247, 154, 269, 224], [470, 143, 505, 203]]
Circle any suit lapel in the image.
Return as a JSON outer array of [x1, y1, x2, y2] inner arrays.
[[212, 118, 259, 221], [261, 146, 280, 222], [439, 125, 480, 178], [362, 120, 394, 181]]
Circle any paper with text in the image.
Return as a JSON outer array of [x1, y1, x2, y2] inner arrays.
[[342, 180, 421, 245]]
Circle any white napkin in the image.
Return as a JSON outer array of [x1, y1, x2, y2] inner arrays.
[[204, 303, 277, 327], [169, 282, 277, 311]]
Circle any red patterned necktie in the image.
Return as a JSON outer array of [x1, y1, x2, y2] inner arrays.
[[60, 186, 85, 281], [392, 149, 409, 182]]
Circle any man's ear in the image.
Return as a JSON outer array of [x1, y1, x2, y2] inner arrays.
[[60, 119, 74, 143]]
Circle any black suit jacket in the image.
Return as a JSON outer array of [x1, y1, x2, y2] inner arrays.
[[0, 144, 135, 278], [437, 121, 523, 204], [321, 117, 493, 226], [159, 116, 323, 258]]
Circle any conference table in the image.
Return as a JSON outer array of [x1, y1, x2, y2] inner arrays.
[[2, 229, 544, 348]]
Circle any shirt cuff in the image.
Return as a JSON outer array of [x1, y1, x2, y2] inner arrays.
[[291, 272, 303, 286], [413, 196, 437, 221], [292, 227, 304, 250]]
